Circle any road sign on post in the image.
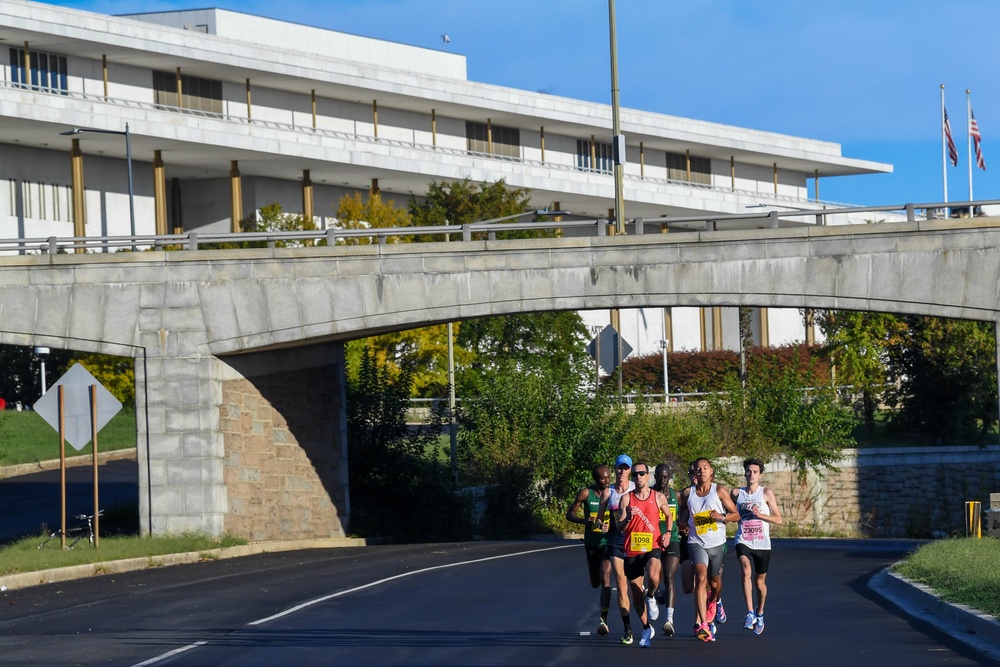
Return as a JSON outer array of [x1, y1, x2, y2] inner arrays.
[[586, 324, 633, 375], [33, 363, 123, 548]]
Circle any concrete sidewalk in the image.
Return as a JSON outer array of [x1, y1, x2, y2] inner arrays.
[[870, 567, 1000, 663]]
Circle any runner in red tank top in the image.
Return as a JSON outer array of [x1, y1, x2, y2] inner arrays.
[[615, 462, 673, 648]]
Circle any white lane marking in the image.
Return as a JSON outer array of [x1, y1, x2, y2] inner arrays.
[[251, 543, 574, 625], [131, 543, 574, 666], [131, 641, 207, 666]]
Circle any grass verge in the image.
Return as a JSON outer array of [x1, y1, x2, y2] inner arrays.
[[0, 409, 137, 467], [893, 537, 1000, 618], [0, 532, 248, 577]]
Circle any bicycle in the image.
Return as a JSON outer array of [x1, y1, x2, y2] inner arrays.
[[38, 510, 104, 549]]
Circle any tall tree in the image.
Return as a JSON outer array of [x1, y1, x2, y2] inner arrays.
[[816, 310, 905, 430]]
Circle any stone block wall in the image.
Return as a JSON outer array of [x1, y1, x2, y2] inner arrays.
[[722, 445, 1000, 538], [220, 343, 348, 541]]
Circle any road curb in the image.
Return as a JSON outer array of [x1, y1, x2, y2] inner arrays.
[[0, 448, 136, 479], [869, 567, 1000, 662], [0, 536, 366, 591]]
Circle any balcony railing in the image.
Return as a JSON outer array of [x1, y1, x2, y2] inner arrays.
[[4, 79, 864, 211]]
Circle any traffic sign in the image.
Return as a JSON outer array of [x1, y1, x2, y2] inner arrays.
[[586, 325, 633, 374], [33, 363, 123, 451]]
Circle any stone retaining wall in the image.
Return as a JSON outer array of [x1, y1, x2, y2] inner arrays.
[[721, 445, 1000, 537]]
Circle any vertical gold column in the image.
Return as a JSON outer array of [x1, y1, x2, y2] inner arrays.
[[804, 308, 816, 346], [639, 142, 645, 178], [814, 169, 820, 201], [170, 178, 183, 234], [23, 42, 30, 88], [153, 150, 167, 235], [663, 309, 673, 351], [773, 163, 778, 195], [686, 149, 691, 182], [432, 109, 437, 146], [311, 89, 317, 129], [70, 139, 85, 245], [102, 54, 108, 99], [487, 118, 493, 154], [176, 67, 183, 108], [540, 126, 545, 163], [302, 170, 314, 223], [372, 100, 378, 139], [760, 307, 771, 347], [591, 135, 597, 171], [229, 160, 242, 233], [731, 156, 736, 189], [245, 79, 252, 121], [699, 308, 708, 351], [712, 307, 723, 350]]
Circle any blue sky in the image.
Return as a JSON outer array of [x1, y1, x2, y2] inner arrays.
[[46, 0, 1000, 207]]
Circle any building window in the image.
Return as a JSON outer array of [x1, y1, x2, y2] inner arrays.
[[9, 48, 68, 93], [666, 151, 711, 185], [576, 139, 613, 174], [466, 121, 520, 159], [153, 70, 223, 115]]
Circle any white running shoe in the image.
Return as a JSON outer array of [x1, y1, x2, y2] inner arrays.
[[639, 625, 655, 647], [662, 619, 675, 636], [645, 595, 659, 621]]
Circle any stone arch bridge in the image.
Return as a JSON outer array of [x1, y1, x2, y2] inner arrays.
[[2, 218, 999, 540]]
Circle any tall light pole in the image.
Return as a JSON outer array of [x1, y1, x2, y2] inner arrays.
[[34, 346, 50, 395], [608, 0, 626, 236], [61, 124, 135, 242]]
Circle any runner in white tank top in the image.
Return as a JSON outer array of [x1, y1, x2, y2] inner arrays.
[[677, 458, 739, 642], [730, 458, 783, 636]]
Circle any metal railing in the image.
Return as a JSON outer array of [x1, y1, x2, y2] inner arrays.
[[4, 198, 1000, 255], [7, 78, 871, 210]]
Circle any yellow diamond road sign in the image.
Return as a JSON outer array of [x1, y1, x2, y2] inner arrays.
[[33, 363, 123, 451]]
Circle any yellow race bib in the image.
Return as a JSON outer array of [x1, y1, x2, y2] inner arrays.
[[629, 531, 653, 552]]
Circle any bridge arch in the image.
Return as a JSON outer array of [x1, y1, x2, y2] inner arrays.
[[2, 218, 998, 539]]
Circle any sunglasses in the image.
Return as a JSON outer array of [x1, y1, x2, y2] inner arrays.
[[632, 470, 649, 477]]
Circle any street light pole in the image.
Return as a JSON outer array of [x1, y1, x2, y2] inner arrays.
[[608, 0, 626, 236], [60, 124, 136, 244]]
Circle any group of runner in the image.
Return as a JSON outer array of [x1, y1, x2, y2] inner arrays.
[[566, 454, 783, 646]]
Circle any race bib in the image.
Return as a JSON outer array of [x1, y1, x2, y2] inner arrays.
[[693, 511, 718, 535], [742, 519, 765, 542], [588, 511, 603, 532], [629, 531, 653, 552]]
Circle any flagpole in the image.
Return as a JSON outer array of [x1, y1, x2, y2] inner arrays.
[[941, 84, 949, 204], [967, 89, 974, 201]]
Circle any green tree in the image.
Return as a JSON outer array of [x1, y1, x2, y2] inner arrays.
[[67, 353, 136, 406], [346, 346, 472, 542], [885, 316, 997, 440], [0, 345, 73, 407], [335, 191, 413, 244], [816, 310, 905, 430]]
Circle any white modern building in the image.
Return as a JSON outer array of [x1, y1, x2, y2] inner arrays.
[[0, 0, 894, 353]]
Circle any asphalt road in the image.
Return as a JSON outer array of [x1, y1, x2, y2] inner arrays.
[[0, 458, 139, 544], [0, 538, 996, 666]]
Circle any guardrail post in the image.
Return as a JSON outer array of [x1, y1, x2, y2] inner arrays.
[[47, 236, 58, 255], [326, 228, 337, 246], [633, 217, 644, 235], [187, 232, 197, 251], [462, 224, 472, 242], [267, 239, 276, 249], [905, 203, 915, 222], [488, 230, 496, 241], [597, 218, 607, 236], [378, 234, 387, 245], [769, 210, 779, 228], [815, 213, 824, 226]]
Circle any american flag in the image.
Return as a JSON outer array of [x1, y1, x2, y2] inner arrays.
[[945, 108, 959, 166], [970, 108, 986, 171]]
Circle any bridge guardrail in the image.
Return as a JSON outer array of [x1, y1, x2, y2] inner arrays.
[[3, 199, 1000, 255]]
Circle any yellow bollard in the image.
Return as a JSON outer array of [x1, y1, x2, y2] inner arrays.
[[965, 501, 982, 538]]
